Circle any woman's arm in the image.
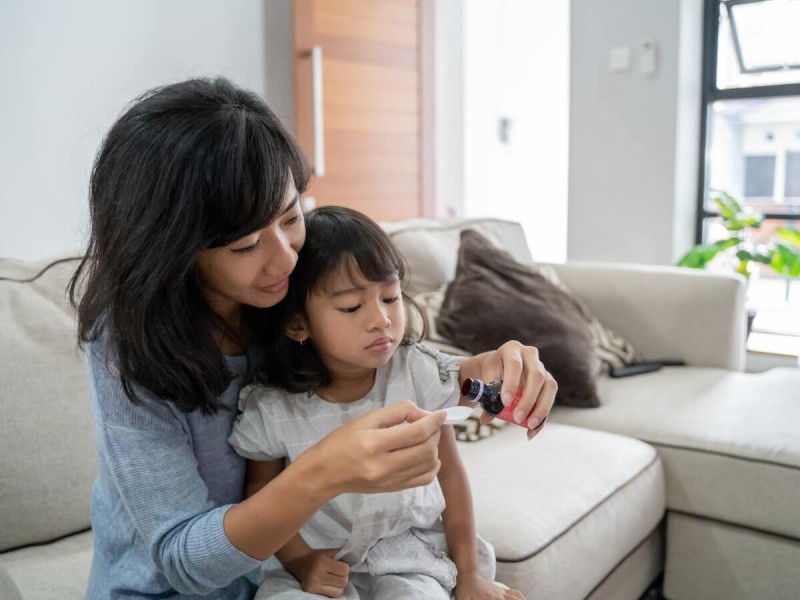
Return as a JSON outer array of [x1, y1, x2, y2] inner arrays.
[[458, 341, 557, 439], [238, 458, 325, 568], [240, 459, 325, 571]]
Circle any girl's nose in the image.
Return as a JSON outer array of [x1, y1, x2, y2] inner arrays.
[[368, 303, 391, 329]]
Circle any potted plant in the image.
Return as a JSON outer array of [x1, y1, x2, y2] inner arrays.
[[677, 190, 800, 334]]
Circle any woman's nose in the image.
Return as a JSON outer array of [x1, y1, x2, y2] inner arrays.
[[261, 231, 297, 277]]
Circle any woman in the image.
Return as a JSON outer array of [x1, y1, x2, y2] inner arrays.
[[69, 77, 556, 599]]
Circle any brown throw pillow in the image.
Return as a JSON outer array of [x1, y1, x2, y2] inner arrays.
[[437, 230, 601, 408]]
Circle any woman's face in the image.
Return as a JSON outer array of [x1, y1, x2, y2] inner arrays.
[[196, 180, 306, 319]]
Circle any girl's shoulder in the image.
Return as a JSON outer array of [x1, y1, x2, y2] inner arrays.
[[237, 382, 309, 416], [389, 343, 461, 384]]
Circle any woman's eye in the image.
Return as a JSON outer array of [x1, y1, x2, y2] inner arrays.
[[339, 305, 360, 314], [285, 215, 302, 226], [384, 296, 400, 304], [231, 240, 260, 254]]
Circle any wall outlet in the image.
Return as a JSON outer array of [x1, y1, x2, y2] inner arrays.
[[641, 40, 658, 76]]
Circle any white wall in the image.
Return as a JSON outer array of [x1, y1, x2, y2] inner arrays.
[[0, 0, 292, 261], [460, 0, 570, 263], [568, 0, 703, 265]]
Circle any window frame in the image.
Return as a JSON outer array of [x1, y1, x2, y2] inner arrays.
[[696, 0, 800, 244]]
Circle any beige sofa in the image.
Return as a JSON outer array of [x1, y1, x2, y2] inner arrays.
[[1, 217, 798, 600]]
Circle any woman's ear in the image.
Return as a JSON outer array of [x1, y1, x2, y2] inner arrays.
[[285, 314, 310, 344]]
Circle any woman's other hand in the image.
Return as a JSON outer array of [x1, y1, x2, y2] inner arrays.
[[307, 400, 447, 496], [460, 341, 557, 441]]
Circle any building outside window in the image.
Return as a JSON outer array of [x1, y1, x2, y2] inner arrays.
[[700, 0, 800, 343]]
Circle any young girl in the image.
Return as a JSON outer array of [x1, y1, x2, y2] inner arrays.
[[228, 207, 525, 600]]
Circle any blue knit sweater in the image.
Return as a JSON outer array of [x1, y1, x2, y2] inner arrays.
[[85, 341, 262, 599]]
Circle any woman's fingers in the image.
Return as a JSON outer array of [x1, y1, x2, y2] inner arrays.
[[525, 371, 557, 434], [362, 399, 432, 429], [494, 342, 526, 407], [375, 408, 445, 452]]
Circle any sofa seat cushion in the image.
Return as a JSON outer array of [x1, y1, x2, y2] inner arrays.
[[549, 367, 800, 539], [0, 530, 93, 600], [459, 423, 665, 599]]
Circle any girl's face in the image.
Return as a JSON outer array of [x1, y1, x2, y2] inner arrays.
[[301, 266, 406, 376], [196, 181, 305, 320]]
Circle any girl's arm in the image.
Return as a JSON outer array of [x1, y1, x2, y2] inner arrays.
[[437, 425, 481, 577]]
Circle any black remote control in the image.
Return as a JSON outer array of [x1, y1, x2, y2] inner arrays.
[[609, 360, 685, 378]]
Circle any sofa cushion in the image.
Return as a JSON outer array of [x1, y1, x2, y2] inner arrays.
[[664, 512, 800, 600], [383, 218, 534, 296], [438, 230, 601, 407], [549, 367, 800, 539], [0, 257, 95, 552], [458, 423, 665, 599], [0, 530, 93, 600]]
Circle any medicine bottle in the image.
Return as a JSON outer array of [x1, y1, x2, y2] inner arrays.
[[460, 377, 528, 427]]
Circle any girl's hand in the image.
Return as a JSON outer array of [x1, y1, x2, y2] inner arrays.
[[461, 341, 557, 441], [283, 547, 349, 597], [455, 571, 525, 600], [308, 400, 447, 496]]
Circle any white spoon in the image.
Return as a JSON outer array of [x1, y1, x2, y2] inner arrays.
[[443, 405, 475, 425]]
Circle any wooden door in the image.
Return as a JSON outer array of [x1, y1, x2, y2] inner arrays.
[[294, 0, 433, 221]]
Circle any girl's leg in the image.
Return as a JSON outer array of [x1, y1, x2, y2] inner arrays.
[[369, 573, 451, 600]]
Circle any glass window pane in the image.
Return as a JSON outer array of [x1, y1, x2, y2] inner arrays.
[[786, 151, 800, 198], [717, 0, 800, 90], [744, 155, 775, 197], [705, 96, 800, 214]]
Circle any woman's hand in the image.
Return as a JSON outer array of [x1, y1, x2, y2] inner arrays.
[[455, 571, 525, 600], [459, 341, 557, 440], [307, 400, 447, 496], [283, 548, 350, 598]]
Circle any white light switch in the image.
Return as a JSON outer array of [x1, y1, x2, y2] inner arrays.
[[609, 46, 631, 72]]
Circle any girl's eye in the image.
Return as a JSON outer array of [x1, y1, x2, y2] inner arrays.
[[339, 305, 361, 314], [384, 296, 400, 304], [231, 240, 260, 254], [285, 215, 302, 226]]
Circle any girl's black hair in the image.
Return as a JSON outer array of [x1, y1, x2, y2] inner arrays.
[[68, 77, 310, 414], [264, 206, 427, 393]]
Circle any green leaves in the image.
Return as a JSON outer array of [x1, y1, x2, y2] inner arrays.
[[676, 191, 800, 279], [713, 192, 762, 231], [771, 243, 800, 277], [678, 238, 740, 268], [776, 227, 800, 249]]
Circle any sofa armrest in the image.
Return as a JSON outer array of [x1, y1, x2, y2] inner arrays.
[[546, 262, 747, 371]]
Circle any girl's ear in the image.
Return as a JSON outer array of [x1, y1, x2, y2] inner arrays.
[[285, 314, 310, 344]]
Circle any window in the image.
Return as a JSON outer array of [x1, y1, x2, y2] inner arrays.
[[699, 0, 800, 342], [744, 155, 775, 198]]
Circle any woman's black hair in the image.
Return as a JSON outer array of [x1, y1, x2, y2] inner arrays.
[[264, 206, 427, 394], [68, 77, 310, 414]]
